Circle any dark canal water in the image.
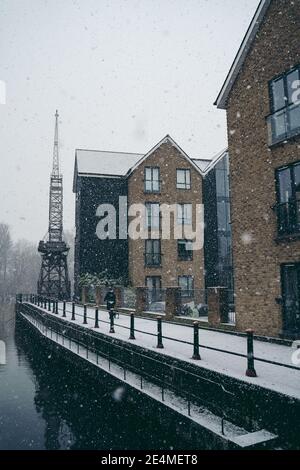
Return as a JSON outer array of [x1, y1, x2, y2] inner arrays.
[[0, 303, 193, 450]]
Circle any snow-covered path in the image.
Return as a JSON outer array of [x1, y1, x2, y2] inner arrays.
[[31, 302, 300, 400]]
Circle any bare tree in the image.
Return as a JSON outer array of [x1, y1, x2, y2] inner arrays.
[[0, 223, 12, 296]]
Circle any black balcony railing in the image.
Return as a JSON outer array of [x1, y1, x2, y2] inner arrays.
[[275, 199, 300, 236], [267, 102, 300, 146], [144, 253, 161, 266]]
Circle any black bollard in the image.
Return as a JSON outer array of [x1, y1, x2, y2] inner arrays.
[[48, 298, 51, 311], [83, 304, 87, 324], [71, 302, 75, 320], [94, 308, 99, 328], [52, 299, 55, 313], [156, 316, 164, 349], [109, 310, 115, 333], [129, 313, 135, 340], [62, 301, 66, 317], [246, 329, 257, 377], [192, 322, 201, 360], [55, 300, 58, 314]]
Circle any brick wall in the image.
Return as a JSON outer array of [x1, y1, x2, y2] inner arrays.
[[127, 140, 204, 291], [225, 0, 300, 336]]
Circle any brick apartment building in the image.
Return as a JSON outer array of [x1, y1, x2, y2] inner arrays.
[[215, 0, 300, 338], [73, 136, 210, 299]]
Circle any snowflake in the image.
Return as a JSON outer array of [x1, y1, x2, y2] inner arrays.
[[241, 232, 253, 245]]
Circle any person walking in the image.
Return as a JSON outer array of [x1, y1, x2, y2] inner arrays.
[[104, 287, 117, 316]]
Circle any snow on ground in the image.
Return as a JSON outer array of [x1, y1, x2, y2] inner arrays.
[[22, 311, 278, 446], [30, 302, 300, 400]]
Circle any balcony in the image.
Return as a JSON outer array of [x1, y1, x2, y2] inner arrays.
[[267, 102, 300, 147], [275, 200, 300, 238]]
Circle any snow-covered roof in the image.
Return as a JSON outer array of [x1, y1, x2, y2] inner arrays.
[[73, 135, 207, 192], [215, 0, 271, 109], [73, 149, 143, 191], [76, 149, 143, 176], [192, 158, 212, 172]]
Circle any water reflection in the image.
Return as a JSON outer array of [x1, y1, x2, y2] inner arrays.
[[0, 304, 192, 450]]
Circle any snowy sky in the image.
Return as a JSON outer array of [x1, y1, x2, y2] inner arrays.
[[0, 0, 260, 242]]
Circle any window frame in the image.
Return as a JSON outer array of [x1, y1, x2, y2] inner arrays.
[[177, 203, 192, 226], [145, 276, 162, 290], [144, 239, 161, 267], [178, 275, 194, 297], [275, 160, 300, 237], [280, 262, 300, 334], [145, 202, 160, 230], [176, 168, 191, 190], [144, 167, 160, 193], [267, 65, 300, 146], [177, 239, 193, 261]]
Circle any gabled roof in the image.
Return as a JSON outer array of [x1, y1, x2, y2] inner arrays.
[[215, 0, 272, 109], [73, 135, 208, 192], [126, 134, 204, 177]]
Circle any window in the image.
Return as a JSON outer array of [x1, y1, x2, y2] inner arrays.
[[145, 203, 160, 229], [146, 276, 162, 303], [178, 239, 193, 260], [281, 264, 300, 334], [144, 167, 160, 193], [267, 66, 300, 146], [177, 169, 191, 189], [178, 276, 194, 297], [177, 203, 192, 225], [275, 161, 300, 236], [146, 276, 161, 290], [145, 240, 161, 266]]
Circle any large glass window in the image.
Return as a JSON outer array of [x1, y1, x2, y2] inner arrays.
[[177, 203, 192, 225], [144, 167, 160, 193], [145, 203, 160, 229], [267, 66, 300, 145], [177, 169, 191, 189], [145, 240, 161, 266], [276, 161, 300, 235]]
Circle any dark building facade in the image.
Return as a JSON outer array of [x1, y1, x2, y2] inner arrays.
[[73, 149, 143, 297], [203, 150, 234, 306]]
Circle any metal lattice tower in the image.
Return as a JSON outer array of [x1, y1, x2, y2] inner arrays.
[[37, 110, 71, 300]]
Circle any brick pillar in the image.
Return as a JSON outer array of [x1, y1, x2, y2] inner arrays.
[[114, 287, 122, 308], [207, 287, 229, 327], [165, 287, 181, 320], [81, 286, 88, 304], [95, 286, 102, 306], [135, 287, 147, 315]]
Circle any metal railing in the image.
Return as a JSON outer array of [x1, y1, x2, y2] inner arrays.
[[19, 302, 243, 436], [17, 294, 300, 375], [274, 200, 300, 236]]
